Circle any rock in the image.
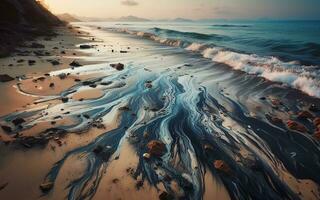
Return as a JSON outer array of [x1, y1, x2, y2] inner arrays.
[[112, 178, 119, 184], [214, 160, 231, 174], [39, 182, 54, 192], [30, 42, 45, 48], [60, 51, 66, 54], [69, 60, 82, 67], [147, 140, 166, 157], [28, 60, 36, 66], [89, 84, 97, 88], [309, 104, 319, 112], [50, 60, 60, 66], [297, 111, 314, 120], [17, 59, 25, 63], [270, 117, 283, 125], [143, 153, 151, 159], [0, 182, 8, 191], [110, 63, 124, 71], [80, 44, 92, 49], [74, 78, 81, 82], [0, 74, 14, 82], [143, 132, 149, 139], [159, 191, 174, 200], [83, 114, 90, 119], [49, 83, 55, 88], [259, 97, 266, 100], [1, 125, 12, 133], [33, 51, 45, 56], [287, 120, 308, 133], [93, 145, 103, 154], [58, 73, 67, 79], [61, 97, 69, 103], [313, 117, 320, 127], [314, 131, 320, 140], [12, 118, 25, 126], [204, 144, 214, 151], [100, 81, 112, 86], [37, 77, 46, 81]]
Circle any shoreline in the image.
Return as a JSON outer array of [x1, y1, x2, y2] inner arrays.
[[0, 22, 320, 200]]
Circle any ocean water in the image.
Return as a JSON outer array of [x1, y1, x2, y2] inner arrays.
[[85, 20, 320, 98]]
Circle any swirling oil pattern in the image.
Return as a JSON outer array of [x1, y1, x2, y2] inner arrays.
[[1, 21, 320, 200]]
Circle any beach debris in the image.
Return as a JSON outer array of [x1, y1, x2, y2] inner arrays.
[[313, 117, 320, 127], [58, 73, 67, 79], [39, 181, 54, 192], [100, 81, 112, 86], [120, 50, 128, 53], [49, 60, 60, 66], [30, 42, 45, 48], [297, 111, 314, 120], [93, 145, 104, 154], [28, 60, 36, 66], [266, 115, 283, 125], [0, 74, 14, 82], [61, 97, 69, 103], [204, 144, 214, 151], [119, 106, 130, 111], [1, 125, 12, 133], [314, 131, 320, 140], [60, 50, 66, 54], [259, 97, 266, 100], [69, 60, 82, 67], [89, 84, 97, 88], [214, 160, 231, 174], [17, 59, 25, 63], [147, 140, 166, 157], [112, 178, 119, 184], [80, 44, 92, 49], [110, 63, 124, 71], [12, 117, 25, 126], [49, 83, 55, 87], [97, 27, 101, 29], [145, 80, 153, 88], [143, 132, 149, 139], [0, 182, 9, 191], [309, 104, 319, 112], [136, 180, 144, 190], [159, 191, 174, 200], [287, 120, 308, 133], [143, 153, 151, 159]]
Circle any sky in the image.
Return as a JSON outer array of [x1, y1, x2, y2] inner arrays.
[[45, 0, 320, 20]]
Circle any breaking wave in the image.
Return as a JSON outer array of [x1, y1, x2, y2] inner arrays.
[[108, 27, 320, 98]]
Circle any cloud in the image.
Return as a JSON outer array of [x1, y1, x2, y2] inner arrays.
[[121, 0, 139, 6]]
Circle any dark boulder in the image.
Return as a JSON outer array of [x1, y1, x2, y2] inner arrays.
[[0, 74, 14, 82]]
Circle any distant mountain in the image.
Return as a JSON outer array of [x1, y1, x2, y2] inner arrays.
[[57, 13, 81, 22], [172, 18, 193, 22], [78, 15, 149, 22], [117, 15, 150, 22]]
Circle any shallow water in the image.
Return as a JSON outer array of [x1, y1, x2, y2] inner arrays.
[[1, 23, 320, 200]]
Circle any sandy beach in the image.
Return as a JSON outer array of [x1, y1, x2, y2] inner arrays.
[[0, 21, 320, 200]]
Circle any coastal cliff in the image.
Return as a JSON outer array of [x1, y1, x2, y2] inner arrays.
[[0, 0, 62, 57]]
